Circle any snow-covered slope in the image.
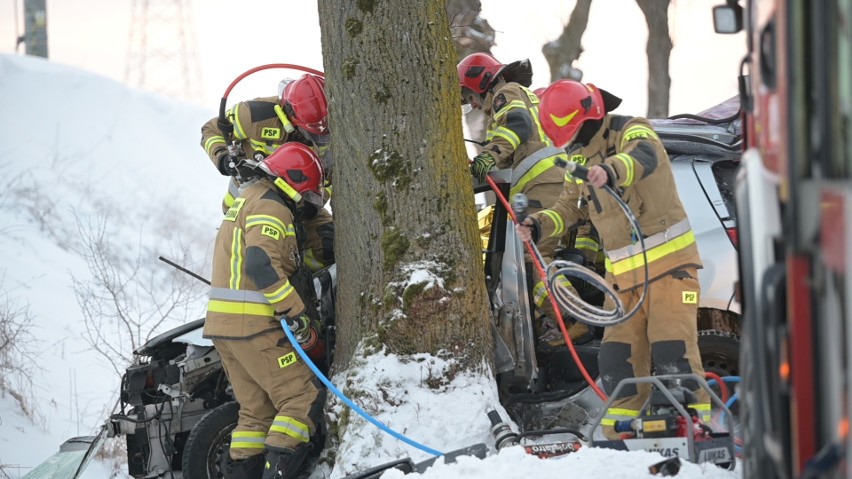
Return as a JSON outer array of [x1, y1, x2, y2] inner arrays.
[[0, 53, 741, 479], [0, 53, 227, 473]]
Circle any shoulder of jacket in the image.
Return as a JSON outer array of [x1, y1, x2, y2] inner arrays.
[[607, 114, 636, 132]]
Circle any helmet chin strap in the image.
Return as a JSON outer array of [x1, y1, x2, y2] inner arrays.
[[274, 177, 302, 203]]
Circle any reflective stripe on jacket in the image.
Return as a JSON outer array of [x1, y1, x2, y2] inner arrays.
[[533, 114, 702, 290], [204, 179, 306, 339]]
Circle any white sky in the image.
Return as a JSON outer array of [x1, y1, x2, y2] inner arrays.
[[0, 0, 744, 115]]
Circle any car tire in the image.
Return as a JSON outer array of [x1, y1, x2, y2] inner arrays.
[[698, 329, 739, 378], [181, 401, 240, 479]]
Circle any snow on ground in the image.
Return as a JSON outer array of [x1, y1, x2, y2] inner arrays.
[[0, 53, 741, 478]]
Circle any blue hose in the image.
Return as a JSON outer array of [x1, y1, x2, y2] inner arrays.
[[281, 319, 444, 456]]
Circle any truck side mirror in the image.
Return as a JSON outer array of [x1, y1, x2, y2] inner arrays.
[[713, 1, 744, 34]]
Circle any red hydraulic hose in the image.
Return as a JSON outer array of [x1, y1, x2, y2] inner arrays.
[[704, 371, 730, 404], [484, 175, 608, 401]]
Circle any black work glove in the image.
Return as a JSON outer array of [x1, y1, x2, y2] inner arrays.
[[218, 153, 258, 180], [470, 151, 496, 183]]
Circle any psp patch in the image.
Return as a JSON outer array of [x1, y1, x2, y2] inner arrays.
[[261, 127, 281, 140], [682, 291, 698, 304], [277, 352, 297, 368], [261, 224, 281, 240]]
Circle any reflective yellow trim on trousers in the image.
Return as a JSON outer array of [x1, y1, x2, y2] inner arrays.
[[230, 430, 267, 449], [269, 416, 310, 443], [575, 237, 599, 251], [264, 281, 295, 304], [509, 156, 563, 197], [229, 228, 244, 289], [541, 210, 565, 238], [207, 299, 274, 316], [601, 408, 640, 426], [615, 153, 635, 186], [205, 135, 226, 155], [605, 231, 696, 276], [690, 403, 712, 422]]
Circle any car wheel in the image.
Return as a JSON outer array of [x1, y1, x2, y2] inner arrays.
[[698, 329, 739, 378], [181, 401, 239, 479]]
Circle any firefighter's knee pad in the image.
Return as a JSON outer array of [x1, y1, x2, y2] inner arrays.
[[598, 341, 637, 397]]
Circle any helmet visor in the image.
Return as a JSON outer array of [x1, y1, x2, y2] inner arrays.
[[299, 126, 330, 146], [302, 189, 326, 209]]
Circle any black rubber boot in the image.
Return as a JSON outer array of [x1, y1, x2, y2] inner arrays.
[[260, 444, 311, 479], [223, 453, 265, 479]]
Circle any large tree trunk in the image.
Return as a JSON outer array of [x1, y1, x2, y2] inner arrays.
[[317, 0, 494, 459], [542, 0, 593, 82], [637, 0, 672, 118]]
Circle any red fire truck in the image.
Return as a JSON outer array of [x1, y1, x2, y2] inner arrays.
[[715, 0, 852, 477]]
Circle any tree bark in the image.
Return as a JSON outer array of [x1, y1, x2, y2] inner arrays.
[[542, 0, 593, 82], [317, 0, 493, 380], [636, 0, 672, 118]]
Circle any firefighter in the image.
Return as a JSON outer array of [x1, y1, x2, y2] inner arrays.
[[515, 80, 711, 439], [200, 73, 335, 273], [457, 53, 592, 344], [204, 142, 326, 479]]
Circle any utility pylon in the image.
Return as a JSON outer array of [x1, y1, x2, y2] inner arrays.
[[125, 0, 202, 103]]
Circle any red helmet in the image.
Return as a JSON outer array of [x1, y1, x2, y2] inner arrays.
[[538, 80, 605, 148], [457, 52, 504, 104], [260, 142, 326, 208], [533, 87, 546, 98], [280, 74, 330, 145]]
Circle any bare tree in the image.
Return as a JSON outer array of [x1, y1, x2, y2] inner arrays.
[[71, 213, 207, 376], [317, 0, 493, 464], [542, 0, 593, 82], [636, 0, 673, 118], [0, 274, 38, 417]]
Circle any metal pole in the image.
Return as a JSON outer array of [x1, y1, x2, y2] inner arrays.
[[23, 0, 48, 58]]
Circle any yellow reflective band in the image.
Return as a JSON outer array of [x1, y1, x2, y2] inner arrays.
[[541, 210, 565, 238], [600, 419, 617, 426], [232, 103, 247, 140], [274, 178, 302, 202], [550, 109, 579, 128], [607, 408, 641, 416], [249, 138, 279, 155], [230, 441, 267, 449], [232, 430, 267, 438], [246, 215, 290, 236], [493, 126, 521, 149], [270, 416, 310, 443], [621, 124, 660, 149], [690, 403, 712, 411], [493, 100, 527, 119], [616, 153, 635, 187], [205, 135, 226, 155], [229, 228, 244, 289], [605, 231, 697, 275], [304, 250, 326, 273], [575, 237, 599, 251], [264, 281, 294, 304], [509, 155, 562, 197], [533, 281, 548, 306], [207, 299, 274, 316]]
